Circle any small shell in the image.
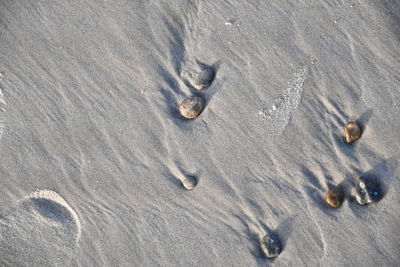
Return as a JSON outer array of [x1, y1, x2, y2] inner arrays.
[[326, 189, 344, 208], [179, 96, 205, 119], [194, 67, 215, 90], [344, 122, 361, 143], [260, 233, 282, 258], [182, 176, 197, 190]]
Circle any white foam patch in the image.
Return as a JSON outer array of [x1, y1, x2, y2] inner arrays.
[[258, 66, 309, 135]]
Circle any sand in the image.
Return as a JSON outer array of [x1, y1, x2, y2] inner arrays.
[[0, 0, 399, 266]]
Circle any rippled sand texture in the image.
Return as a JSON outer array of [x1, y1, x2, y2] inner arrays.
[[0, 0, 399, 266], [0, 85, 5, 140]]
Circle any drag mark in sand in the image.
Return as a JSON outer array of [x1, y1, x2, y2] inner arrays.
[[257, 66, 309, 135]]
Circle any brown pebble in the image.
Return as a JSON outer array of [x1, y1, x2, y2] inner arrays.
[[344, 122, 361, 143], [326, 189, 344, 208], [179, 96, 205, 119]]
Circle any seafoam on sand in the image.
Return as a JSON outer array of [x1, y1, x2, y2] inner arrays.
[[257, 65, 309, 136]]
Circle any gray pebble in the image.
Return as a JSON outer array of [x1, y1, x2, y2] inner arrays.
[[194, 67, 215, 90], [261, 233, 282, 258], [182, 176, 197, 190]]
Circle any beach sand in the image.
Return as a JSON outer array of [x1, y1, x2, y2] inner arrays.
[[0, 0, 399, 266]]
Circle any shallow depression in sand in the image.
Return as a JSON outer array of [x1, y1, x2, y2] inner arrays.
[[0, 190, 81, 266], [26, 189, 82, 238]]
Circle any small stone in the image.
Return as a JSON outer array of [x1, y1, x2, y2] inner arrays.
[[193, 67, 215, 90], [326, 189, 344, 208], [355, 177, 382, 205], [260, 233, 282, 258], [179, 96, 205, 119], [344, 121, 361, 143], [182, 176, 197, 190]]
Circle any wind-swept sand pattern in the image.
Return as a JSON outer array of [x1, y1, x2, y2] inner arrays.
[[0, 0, 399, 266]]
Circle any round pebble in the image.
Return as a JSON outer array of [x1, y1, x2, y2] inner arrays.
[[194, 67, 215, 90], [344, 121, 361, 143], [326, 189, 344, 208], [179, 96, 205, 119], [355, 177, 382, 205], [260, 233, 282, 258], [182, 176, 197, 190]]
